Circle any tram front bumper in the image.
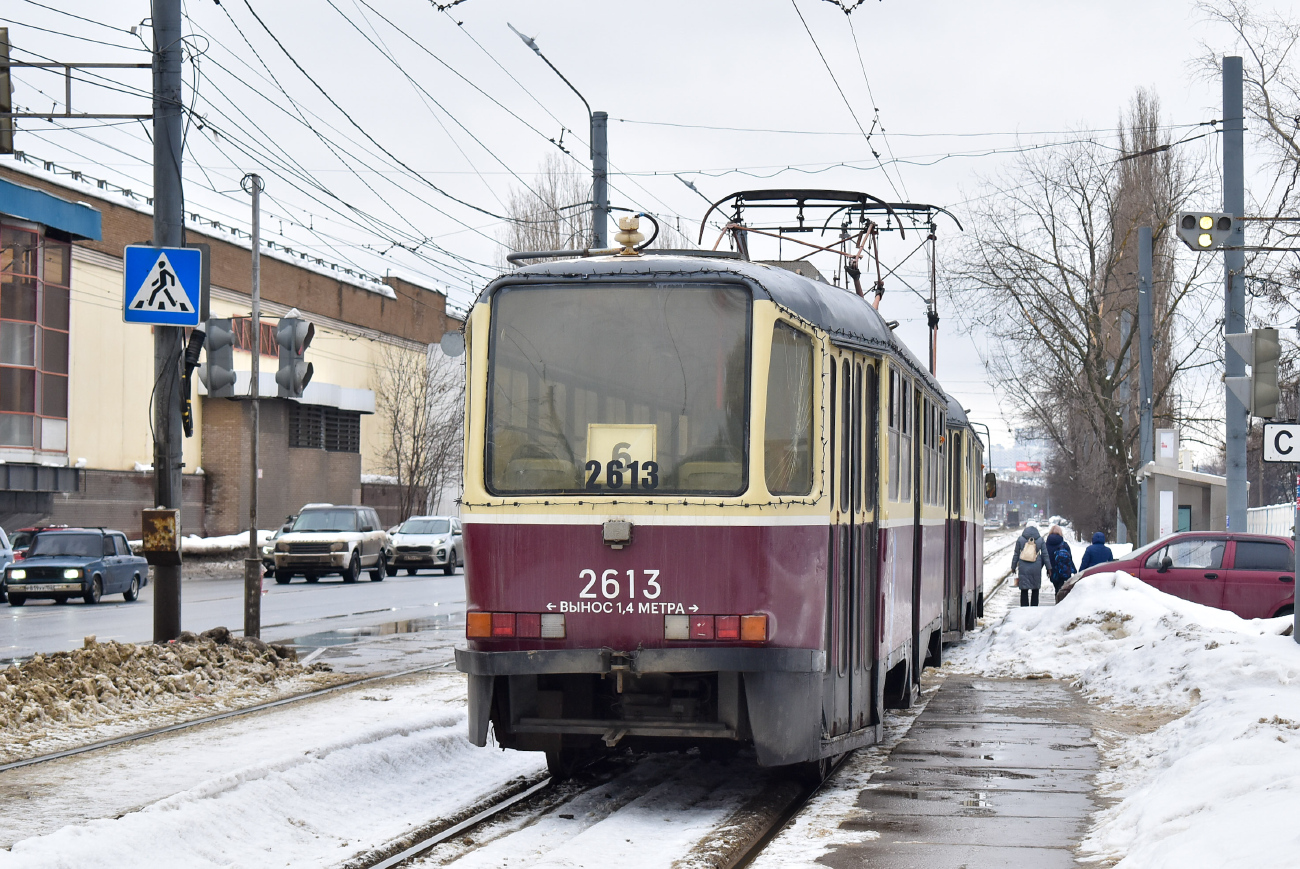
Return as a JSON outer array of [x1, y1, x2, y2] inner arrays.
[[454, 645, 825, 676]]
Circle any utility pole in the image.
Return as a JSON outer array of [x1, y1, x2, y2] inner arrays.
[[152, 0, 184, 642], [508, 24, 607, 247], [242, 173, 264, 639], [1224, 56, 1248, 532], [1138, 226, 1154, 545]]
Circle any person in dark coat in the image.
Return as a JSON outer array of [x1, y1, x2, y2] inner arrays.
[[1011, 524, 1049, 607], [1079, 531, 1115, 572], [1044, 524, 1075, 597]]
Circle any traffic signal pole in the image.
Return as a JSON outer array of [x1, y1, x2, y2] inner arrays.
[[1138, 226, 1154, 546], [243, 173, 264, 639], [1224, 56, 1248, 530], [152, 0, 184, 642]]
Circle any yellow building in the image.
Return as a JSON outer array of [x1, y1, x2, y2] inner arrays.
[[0, 158, 459, 535]]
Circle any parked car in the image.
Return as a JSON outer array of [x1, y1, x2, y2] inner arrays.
[[390, 516, 462, 575], [0, 526, 14, 602], [10, 524, 68, 560], [261, 516, 297, 573], [271, 504, 391, 584], [1057, 531, 1295, 620], [5, 528, 148, 606]]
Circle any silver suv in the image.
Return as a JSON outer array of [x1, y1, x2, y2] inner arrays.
[[390, 515, 462, 575], [272, 505, 391, 584]]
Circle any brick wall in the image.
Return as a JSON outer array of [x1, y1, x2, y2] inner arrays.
[[202, 396, 363, 536], [47, 470, 206, 536]]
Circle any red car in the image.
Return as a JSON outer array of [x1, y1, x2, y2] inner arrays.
[[10, 525, 70, 560], [1059, 531, 1295, 620]]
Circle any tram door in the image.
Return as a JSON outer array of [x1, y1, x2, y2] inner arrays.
[[944, 430, 964, 634], [827, 353, 877, 738]]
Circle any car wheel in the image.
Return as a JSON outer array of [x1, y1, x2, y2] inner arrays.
[[8, 594, 25, 607], [370, 553, 387, 582], [304, 574, 319, 583], [1275, 605, 1294, 619], [342, 552, 360, 583], [275, 573, 292, 585], [84, 576, 103, 605], [386, 561, 399, 577], [405, 567, 418, 576], [443, 550, 457, 576], [123, 576, 140, 602]]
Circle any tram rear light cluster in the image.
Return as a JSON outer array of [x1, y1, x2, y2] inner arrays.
[[664, 614, 767, 641], [466, 612, 566, 639]]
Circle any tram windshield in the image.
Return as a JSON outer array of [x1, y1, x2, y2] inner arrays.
[[487, 283, 751, 495]]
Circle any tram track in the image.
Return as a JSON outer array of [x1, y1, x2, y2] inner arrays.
[[0, 659, 458, 774]]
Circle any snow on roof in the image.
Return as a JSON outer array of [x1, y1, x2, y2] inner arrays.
[[2, 154, 445, 303]]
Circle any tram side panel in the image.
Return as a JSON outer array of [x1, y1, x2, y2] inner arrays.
[[878, 522, 914, 674]]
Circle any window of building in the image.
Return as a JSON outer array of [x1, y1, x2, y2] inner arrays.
[[231, 318, 278, 357], [289, 403, 360, 453], [0, 222, 70, 450]]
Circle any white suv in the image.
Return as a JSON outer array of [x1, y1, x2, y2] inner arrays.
[[390, 515, 462, 575], [272, 505, 391, 584]]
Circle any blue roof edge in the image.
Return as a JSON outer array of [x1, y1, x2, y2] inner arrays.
[[0, 176, 103, 240]]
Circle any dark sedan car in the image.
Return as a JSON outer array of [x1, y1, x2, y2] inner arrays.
[[5, 529, 148, 606], [1057, 531, 1294, 620]]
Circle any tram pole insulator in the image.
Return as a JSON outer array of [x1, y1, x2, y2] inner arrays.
[[615, 215, 644, 256]]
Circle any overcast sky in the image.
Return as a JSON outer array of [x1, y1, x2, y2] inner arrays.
[[4, 0, 1288, 449]]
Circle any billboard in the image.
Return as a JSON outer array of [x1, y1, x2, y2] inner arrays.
[[1015, 461, 1042, 472]]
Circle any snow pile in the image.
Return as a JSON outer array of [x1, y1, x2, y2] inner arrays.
[[1, 627, 327, 760], [179, 530, 272, 554], [952, 571, 1300, 868]]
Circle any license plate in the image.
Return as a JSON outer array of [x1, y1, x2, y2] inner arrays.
[[16, 583, 80, 592], [398, 555, 423, 561]]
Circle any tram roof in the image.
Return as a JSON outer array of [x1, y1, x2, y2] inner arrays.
[[945, 395, 971, 429], [489, 253, 947, 398]]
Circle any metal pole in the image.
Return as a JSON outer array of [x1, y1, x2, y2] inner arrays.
[[591, 110, 608, 248], [243, 173, 263, 639], [1294, 380, 1299, 644], [151, 0, 184, 643], [1224, 56, 1248, 532], [1138, 226, 1154, 545]]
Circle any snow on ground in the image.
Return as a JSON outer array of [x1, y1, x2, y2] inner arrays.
[[0, 672, 543, 868], [948, 571, 1300, 869]]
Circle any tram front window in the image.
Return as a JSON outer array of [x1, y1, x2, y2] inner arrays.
[[487, 283, 751, 495]]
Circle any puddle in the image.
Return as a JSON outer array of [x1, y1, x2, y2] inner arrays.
[[961, 791, 993, 808], [288, 613, 462, 650]]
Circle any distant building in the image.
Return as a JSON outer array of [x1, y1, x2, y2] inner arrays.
[[0, 157, 461, 534]]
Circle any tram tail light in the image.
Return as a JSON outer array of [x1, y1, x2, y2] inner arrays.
[[664, 615, 690, 640], [715, 615, 740, 639], [516, 613, 541, 638], [741, 614, 768, 641], [690, 616, 715, 640], [491, 613, 516, 637], [467, 612, 492, 637]]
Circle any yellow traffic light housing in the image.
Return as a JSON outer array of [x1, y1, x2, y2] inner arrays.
[[1177, 212, 1235, 251]]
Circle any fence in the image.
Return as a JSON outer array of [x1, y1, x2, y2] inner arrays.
[[1247, 503, 1295, 537]]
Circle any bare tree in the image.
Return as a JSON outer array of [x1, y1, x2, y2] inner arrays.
[[946, 92, 1220, 533], [373, 343, 465, 520]]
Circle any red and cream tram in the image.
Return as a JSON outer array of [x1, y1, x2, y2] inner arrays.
[[455, 238, 985, 775]]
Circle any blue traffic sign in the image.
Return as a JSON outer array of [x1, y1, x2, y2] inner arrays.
[[123, 246, 202, 327]]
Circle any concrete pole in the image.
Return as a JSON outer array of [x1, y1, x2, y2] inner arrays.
[[1224, 56, 1248, 532], [243, 174, 264, 639], [1138, 226, 1154, 545], [591, 110, 608, 248], [152, 0, 184, 642]]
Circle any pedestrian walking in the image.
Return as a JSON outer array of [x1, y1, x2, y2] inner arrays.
[[1044, 524, 1075, 597], [1079, 531, 1116, 572], [1011, 524, 1048, 607]]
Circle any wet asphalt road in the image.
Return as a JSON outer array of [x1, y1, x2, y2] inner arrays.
[[1, 565, 467, 661]]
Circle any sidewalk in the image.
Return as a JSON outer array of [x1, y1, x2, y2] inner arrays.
[[821, 677, 1099, 868]]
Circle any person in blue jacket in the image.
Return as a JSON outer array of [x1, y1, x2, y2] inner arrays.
[[1079, 531, 1115, 572]]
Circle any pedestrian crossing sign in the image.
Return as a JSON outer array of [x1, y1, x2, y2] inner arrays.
[[123, 246, 202, 326]]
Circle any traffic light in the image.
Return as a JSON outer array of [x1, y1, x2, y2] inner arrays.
[[275, 314, 314, 398], [1225, 327, 1282, 418], [198, 318, 236, 398], [1176, 212, 1235, 251]]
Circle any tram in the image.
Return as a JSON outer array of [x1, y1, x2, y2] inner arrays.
[[454, 192, 986, 775]]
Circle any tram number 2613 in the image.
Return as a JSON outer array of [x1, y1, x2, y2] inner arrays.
[[579, 568, 662, 600], [585, 459, 659, 491]]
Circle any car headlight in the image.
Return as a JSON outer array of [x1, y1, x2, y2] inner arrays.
[[276, 541, 290, 552], [63, 568, 82, 579], [330, 542, 348, 552], [8, 569, 25, 580]]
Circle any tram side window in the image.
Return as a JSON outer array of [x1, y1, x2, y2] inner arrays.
[[899, 377, 913, 503], [887, 370, 900, 501], [765, 322, 814, 496]]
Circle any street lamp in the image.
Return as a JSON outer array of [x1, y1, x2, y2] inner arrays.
[[508, 23, 608, 248]]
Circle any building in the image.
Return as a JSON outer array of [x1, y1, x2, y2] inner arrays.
[[0, 155, 461, 535]]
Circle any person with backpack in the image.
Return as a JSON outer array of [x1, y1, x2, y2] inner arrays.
[[1011, 524, 1049, 607], [1044, 524, 1076, 597], [1079, 531, 1116, 572]]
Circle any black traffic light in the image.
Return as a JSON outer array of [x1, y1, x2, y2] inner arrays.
[[198, 318, 236, 398], [275, 315, 314, 398], [1225, 327, 1282, 418], [1176, 212, 1235, 251]]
